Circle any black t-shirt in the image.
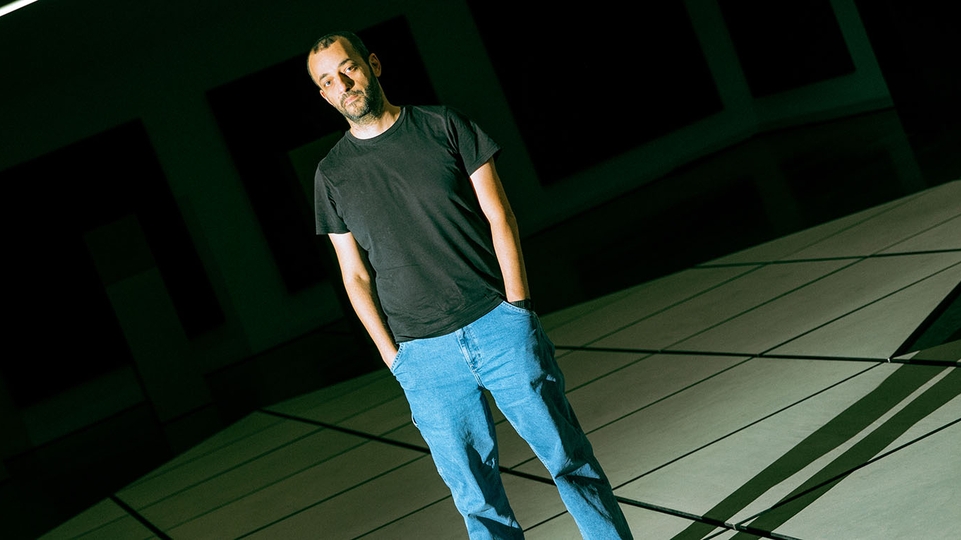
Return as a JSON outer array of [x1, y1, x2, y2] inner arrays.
[[315, 105, 504, 341]]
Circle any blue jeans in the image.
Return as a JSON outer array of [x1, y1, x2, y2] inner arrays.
[[390, 301, 633, 539]]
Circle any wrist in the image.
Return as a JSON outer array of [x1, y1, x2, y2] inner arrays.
[[509, 298, 533, 311]]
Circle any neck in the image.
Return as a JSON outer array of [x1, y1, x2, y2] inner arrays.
[[348, 102, 402, 139]]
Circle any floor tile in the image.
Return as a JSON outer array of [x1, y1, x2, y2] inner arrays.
[[669, 252, 961, 355], [167, 439, 426, 539], [705, 194, 916, 265], [117, 418, 319, 509], [766, 419, 960, 540], [724, 365, 957, 528], [783, 180, 961, 259], [880, 214, 961, 254], [37, 500, 129, 540], [546, 266, 759, 347], [130, 412, 284, 484], [139, 428, 365, 528], [353, 497, 463, 539], [543, 358, 876, 487], [497, 354, 748, 473], [266, 370, 402, 424], [336, 394, 411, 435], [539, 287, 636, 332], [555, 349, 650, 391], [769, 262, 961, 359], [594, 260, 852, 350], [237, 456, 451, 540], [613, 363, 902, 518], [525, 503, 699, 540]]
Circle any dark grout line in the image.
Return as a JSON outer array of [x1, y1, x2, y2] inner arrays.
[[563, 255, 867, 357], [110, 495, 172, 540], [260, 409, 431, 454], [137, 427, 327, 512], [760, 261, 961, 360], [697, 248, 961, 268], [556, 344, 961, 366], [557, 345, 881, 362], [608, 363, 884, 488], [233, 454, 431, 539], [548, 264, 768, 348], [610, 496, 801, 540], [126, 413, 288, 489], [261, 408, 565, 487]]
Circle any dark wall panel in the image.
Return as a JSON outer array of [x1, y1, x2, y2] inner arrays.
[[466, 1, 723, 185], [1, 120, 223, 406], [718, 0, 856, 98]]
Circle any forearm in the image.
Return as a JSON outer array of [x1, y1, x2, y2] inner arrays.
[[490, 212, 530, 303], [342, 273, 398, 365], [469, 159, 531, 303]]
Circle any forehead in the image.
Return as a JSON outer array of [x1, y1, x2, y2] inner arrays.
[[310, 38, 362, 77]]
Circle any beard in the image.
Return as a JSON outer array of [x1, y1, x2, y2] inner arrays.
[[338, 80, 386, 124]]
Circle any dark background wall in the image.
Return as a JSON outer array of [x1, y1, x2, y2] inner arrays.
[[0, 0, 957, 537]]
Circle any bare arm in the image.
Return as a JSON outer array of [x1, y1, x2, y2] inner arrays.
[[470, 159, 531, 303], [328, 232, 398, 366]]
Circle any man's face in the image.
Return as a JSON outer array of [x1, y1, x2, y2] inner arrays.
[[308, 38, 384, 123]]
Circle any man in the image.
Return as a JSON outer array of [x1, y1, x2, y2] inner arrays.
[[307, 31, 633, 539]]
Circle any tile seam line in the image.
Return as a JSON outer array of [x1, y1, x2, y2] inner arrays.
[[132, 425, 326, 511], [584, 253, 932, 353], [260, 409, 561, 486], [548, 263, 764, 340], [563, 264, 768, 347], [260, 409, 430, 454], [876, 212, 961, 254], [230, 453, 431, 540], [696, 190, 919, 267], [758, 259, 961, 359], [109, 494, 172, 540], [126, 413, 287, 488], [697, 182, 954, 266], [696, 247, 961, 268], [554, 345, 889, 364], [156, 437, 373, 532], [506, 355, 759, 473], [652, 257, 868, 353], [602, 363, 884, 488]]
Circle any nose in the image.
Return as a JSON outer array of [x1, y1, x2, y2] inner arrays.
[[332, 73, 353, 92]]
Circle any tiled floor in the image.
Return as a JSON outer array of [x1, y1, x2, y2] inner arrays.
[[37, 179, 960, 539]]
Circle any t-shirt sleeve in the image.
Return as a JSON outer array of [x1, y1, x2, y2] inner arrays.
[[314, 165, 349, 235], [447, 107, 501, 175]]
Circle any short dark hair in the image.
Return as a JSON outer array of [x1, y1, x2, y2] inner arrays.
[[310, 30, 370, 61], [307, 30, 372, 82]]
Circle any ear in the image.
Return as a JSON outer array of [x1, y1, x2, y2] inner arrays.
[[368, 53, 382, 77], [319, 88, 332, 105]]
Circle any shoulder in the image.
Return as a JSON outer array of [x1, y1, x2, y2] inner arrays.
[[317, 133, 355, 179], [408, 104, 472, 126]]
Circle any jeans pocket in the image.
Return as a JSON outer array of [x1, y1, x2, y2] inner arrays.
[[389, 342, 408, 374]]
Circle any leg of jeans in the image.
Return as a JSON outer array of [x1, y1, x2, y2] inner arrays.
[[390, 333, 524, 540], [468, 302, 634, 539]]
